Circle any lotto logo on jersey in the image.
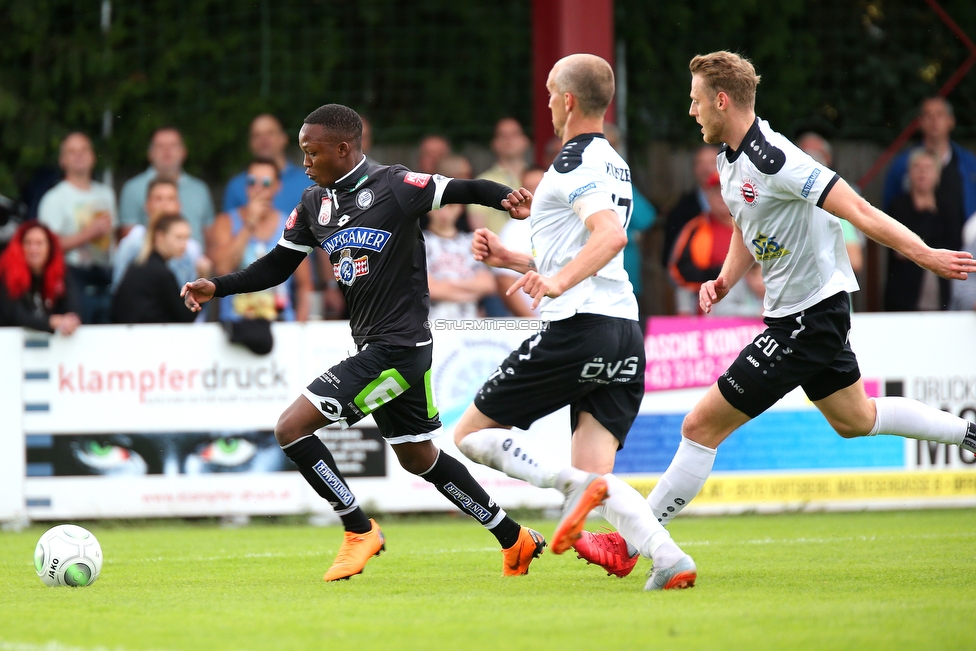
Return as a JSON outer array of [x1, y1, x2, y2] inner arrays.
[[740, 177, 760, 207], [403, 172, 431, 188], [285, 208, 298, 229], [333, 249, 370, 286]]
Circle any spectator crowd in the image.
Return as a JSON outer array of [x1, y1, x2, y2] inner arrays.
[[2, 95, 975, 339]]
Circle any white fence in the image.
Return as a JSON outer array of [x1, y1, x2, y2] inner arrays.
[[1, 313, 974, 523]]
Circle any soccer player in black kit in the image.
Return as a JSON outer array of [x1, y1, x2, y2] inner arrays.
[[182, 104, 545, 581]]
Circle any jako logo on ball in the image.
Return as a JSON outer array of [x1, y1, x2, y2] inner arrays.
[[35, 524, 102, 587]]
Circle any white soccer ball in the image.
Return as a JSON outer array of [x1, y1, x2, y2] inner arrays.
[[34, 524, 102, 587]]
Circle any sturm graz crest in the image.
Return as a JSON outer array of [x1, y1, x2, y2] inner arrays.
[[336, 248, 356, 285], [333, 248, 369, 286], [356, 188, 374, 210]]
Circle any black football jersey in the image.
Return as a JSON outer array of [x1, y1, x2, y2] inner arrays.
[[281, 156, 447, 347]]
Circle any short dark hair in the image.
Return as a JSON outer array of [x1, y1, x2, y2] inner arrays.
[[146, 176, 178, 198], [59, 131, 93, 156], [920, 96, 954, 117], [248, 156, 280, 178], [150, 125, 183, 144], [304, 104, 363, 149]]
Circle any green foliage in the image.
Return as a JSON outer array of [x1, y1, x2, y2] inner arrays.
[[618, 0, 976, 147], [4, 0, 976, 198], [0, 0, 531, 197], [1, 510, 974, 650]]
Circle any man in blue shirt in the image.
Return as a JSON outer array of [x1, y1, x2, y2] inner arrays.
[[118, 127, 215, 245], [883, 97, 976, 249], [222, 114, 309, 214]]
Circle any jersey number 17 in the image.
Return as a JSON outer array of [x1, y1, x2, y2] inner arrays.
[[610, 194, 633, 229]]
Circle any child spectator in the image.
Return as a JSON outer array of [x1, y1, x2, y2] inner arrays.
[[0, 221, 81, 334], [669, 172, 764, 316], [425, 203, 496, 321], [495, 167, 544, 317]]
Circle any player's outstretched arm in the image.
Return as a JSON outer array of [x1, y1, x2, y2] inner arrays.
[[701, 221, 755, 314], [500, 187, 532, 220], [181, 244, 308, 312], [822, 178, 976, 280], [440, 178, 532, 219], [510, 209, 626, 309], [181, 278, 215, 313], [472, 227, 536, 273]]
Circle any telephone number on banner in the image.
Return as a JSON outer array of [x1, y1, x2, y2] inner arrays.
[[645, 357, 735, 392]]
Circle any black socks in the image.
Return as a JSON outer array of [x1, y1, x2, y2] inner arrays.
[[282, 435, 371, 534], [419, 450, 521, 549]]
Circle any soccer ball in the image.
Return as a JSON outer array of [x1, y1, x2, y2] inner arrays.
[[34, 524, 102, 587]]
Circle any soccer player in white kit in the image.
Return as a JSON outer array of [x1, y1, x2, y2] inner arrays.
[[607, 51, 976, 570], [453, 53, 697, 591]]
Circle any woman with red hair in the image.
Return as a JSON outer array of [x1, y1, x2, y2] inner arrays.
[[0, 221, 81, 334]]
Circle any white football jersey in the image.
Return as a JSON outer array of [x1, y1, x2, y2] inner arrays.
[[718, 118, 859, 317], [529, 133, 638, 321]]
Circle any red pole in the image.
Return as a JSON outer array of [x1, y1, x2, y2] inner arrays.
[[532, 0, 615, 167], [857, 0, 976, 189]]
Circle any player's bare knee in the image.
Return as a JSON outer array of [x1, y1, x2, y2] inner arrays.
[[827, 402, 876, 439], [828, 408, 875, 439], [681, 411, 729, 449], [830, 416, 873, 439], [453, 404, 492, 446], [398, 456, 429, 475], [274, 411, 302, 447], [452, 424, 471, 447], [832, 421, 863, 439], [393, 441, 438, 475], [681, 411, 708, 443]]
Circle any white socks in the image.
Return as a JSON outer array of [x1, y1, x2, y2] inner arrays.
[[555, 467, 683, 567], [869, 397, 969, 446], [597, 474, 684, 566], [647, 437, 716, 527], [456, 428, 559, 488], [641, 399, 968, 531]]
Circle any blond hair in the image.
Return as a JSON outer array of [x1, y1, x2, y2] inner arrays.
[[553, 54, 615, 117], [689, 51, 761, 110], [907, 147, 940, 179], [136, 213, 185, 264]]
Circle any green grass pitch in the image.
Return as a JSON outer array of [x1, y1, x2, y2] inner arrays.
[[1, 508, 973, 651]]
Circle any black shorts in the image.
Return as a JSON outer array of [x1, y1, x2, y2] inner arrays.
[[718, 292, 861, 418], [474, 313, 646, 448], [303, 343, 442, 444]]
